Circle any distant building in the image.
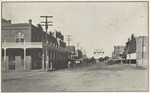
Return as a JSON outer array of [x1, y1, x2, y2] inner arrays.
[[125, 34, 148, 67], [66, 46, 83, 60], [2, 18, 69, 71], [75, 49, 82, 59], [82, 54, 88, 59], [66, 46, 75, 54], [112, 46, 125, 60], [66, 46, 76, 60]]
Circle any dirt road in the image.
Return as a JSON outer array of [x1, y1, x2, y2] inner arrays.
[[1, 62, 148, 92]]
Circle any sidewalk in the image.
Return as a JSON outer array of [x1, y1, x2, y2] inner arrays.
[[2, 69, 48, 81]]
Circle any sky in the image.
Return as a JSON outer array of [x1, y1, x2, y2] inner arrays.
[[2, 1, 148, 58]]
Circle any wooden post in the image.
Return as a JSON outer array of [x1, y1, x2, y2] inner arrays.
[[46, 49, 49, 71], [40, 16, 53, 71], [129, 53, 131, 65], [50, 50, 53, 69], [24, 48, 26, 70], [142, 37, 144, 67], [42, 51, 45, 71], [4, 48, 7, 70]]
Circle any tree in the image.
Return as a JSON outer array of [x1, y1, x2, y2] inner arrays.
[[104, 56, 109, 60], [99, 57, 104, 62], [89, 57, 95, 62]]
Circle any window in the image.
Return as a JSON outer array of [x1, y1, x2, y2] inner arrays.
[[15, 32, 24, 43]]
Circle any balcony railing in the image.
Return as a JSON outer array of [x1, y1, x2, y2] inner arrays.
[[2, 42, 43, 48], [2, 42, 68, 53]]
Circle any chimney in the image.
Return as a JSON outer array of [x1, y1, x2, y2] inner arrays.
[[8, 20, 11, 24], [37, 24, 41, 28], [29, 19, 32, 24]]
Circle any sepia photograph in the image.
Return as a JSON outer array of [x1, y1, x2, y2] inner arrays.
[[1, 1, 149, 92]]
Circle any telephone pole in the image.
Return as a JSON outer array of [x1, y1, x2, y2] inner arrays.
[[142, 36, 144, 67], [40, 16, 53, 71], [77, 42, 80, 50], [66, 35, 72, 46]]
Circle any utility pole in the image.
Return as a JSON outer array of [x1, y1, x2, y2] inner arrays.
[[83, 49, 87, 54], [8, 20, 11, 42], [40, 16, 53, 71], [77, 42, 80, 50], [66, 35, 72, 46], [81, 46, 83, 51], [142, 36, 144, 67]]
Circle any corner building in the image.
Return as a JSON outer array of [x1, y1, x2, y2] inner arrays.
[[2, 18, 69, 71]]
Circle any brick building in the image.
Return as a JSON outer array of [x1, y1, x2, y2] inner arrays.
[[125, 34, 148, 67], [112, 46, 125, 63], [2, 18, 69, 71]]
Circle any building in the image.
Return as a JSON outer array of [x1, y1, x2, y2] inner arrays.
[[112, 46, 125, 63], [82, 54, 88, 59], [75, 49, 82, 59], [125, 34, 148, 67], [66, 46, 75, 55], [2, 18, 69, 71], [66, 46, 76, 60], [66, 46, 83, 61]]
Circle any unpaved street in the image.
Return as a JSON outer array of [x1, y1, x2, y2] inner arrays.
[[2, 62, 148, 92]]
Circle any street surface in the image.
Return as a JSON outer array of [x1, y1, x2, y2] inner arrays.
[[2, 62, 148, 92]]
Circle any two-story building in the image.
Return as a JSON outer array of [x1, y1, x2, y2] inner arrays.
[[125, 34, 148, 67], [2, 18, 69, 71]]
